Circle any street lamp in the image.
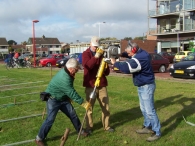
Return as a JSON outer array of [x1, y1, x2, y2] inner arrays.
[[98, 22, 106, 38], [177, 32, 179, 52], [32, 20, 39, 67]]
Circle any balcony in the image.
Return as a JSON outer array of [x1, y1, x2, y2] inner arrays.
[[149, 1, 195, 17], [149, 23, 195, 36]]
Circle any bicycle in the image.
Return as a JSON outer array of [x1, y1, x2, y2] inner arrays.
[[5, 57, 31, 70], [5, 58, 15, 70], [25, 59, 32, 68], [16, 58, 32, 68]]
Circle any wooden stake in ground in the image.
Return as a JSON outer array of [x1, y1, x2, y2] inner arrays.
[[42, 108, 46, 120], [50, 65, 52, 78], [14, 97, 16, 105], [60, 128, 70, 146]]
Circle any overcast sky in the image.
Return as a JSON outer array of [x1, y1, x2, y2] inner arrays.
[[0, 0, 156, 44]]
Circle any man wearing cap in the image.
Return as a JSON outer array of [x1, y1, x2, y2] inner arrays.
[[82, 36, 114, 134], [110, 43, 161, 142]]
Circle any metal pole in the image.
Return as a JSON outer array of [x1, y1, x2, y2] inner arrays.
[[99, 22, 100, 38], [32, 22, 36, 67], [32, 20, 39, 67], [147, 0, 149, 34], [99, 22, 106, 38], [177, 32, 179, 52]]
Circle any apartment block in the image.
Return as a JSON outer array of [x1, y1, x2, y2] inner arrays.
[[148, 0, 195, 53]]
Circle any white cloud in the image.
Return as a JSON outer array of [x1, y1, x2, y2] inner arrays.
[[0, 0, 156, 44]]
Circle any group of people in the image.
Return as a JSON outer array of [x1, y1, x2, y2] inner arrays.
[[35, 36, 161, 146], [5, 51, 20, 64]]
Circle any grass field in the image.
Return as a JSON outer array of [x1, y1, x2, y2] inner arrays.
[[0, 64, 195, 146]]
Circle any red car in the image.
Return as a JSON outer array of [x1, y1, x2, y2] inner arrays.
[[149, 52, 169, 73], [158, 52, 175, 63], [39, 54, 65, 67]]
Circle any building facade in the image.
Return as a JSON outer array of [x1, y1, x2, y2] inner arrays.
[[0, 38, 9, 53], [26, 35, 61, 55], [148, 0, 195, 53], [69, 39, 157, 55]]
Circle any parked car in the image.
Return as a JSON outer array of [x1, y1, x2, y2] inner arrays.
[[39, 54, 65, 67], [41, 53, 48, 57], [149, 52, 169, 73], [69, 53, 81, 61], [180, 52, 195, 62], [167, 52, 176, 56], [173, 51, 192, 63], [158, 52, 175, 63], [56, 56, 70, 68], [169, 53, 195, 78], [112, 52, 169, 73], [55, 53, 82, 68]]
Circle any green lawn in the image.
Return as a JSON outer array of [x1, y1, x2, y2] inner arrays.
[[0, 64, 195, 146]]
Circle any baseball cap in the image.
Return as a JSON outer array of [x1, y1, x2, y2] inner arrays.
[[91, 36, 100, 46]]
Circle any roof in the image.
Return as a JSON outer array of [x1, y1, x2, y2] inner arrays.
[[0, 38, 8, 45], [11, 45, 26, 49], [27, 36, 61, 45]]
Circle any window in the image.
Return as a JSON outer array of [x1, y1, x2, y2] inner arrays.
[[154, 54, 163, 60], [170, 18, 177, 29], [187, 52, 192, 55], [159, 19, 166, 33], [178, 52, 184, 55]]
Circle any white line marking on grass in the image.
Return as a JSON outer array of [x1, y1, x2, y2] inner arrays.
[[0, 92, 39, 99], [0, 78, 19, 81], [0, 114, 43, 123], [182, 115, 195, 126], [0, 85, 47, 91], [1, 139, 35, 146], [0, 100, 38, 108], [0, 107, 79, 123], [0, 81, 44, 87]]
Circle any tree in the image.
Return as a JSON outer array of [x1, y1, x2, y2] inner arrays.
[[100, 37, 117, 41], [21, 41, 27, 45], [123, 37, 133, 41], [61, 44, 70, 54], [187, 41, 195, 52], [7, 40, 17, 46], [134, 36, 144, 40], [8, 46, 14, 52]]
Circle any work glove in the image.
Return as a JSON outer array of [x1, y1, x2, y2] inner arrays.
[[104, 58, 112, 65], [95, 48, 104, 58], [81, 101, 91, 111]]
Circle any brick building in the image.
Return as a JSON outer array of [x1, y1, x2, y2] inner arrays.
[[120, 39, 157, 53]]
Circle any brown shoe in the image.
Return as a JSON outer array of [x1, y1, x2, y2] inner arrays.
[[80, 130, 89, 137], [35, 140, 45, 146], [146, 134, 161, 142], [106, 128, 115, 132], [136, 127, 152, 134]]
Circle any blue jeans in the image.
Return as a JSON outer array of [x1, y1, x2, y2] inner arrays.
[[37, 98, 81, 140], [137, 83, 161, 136]]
